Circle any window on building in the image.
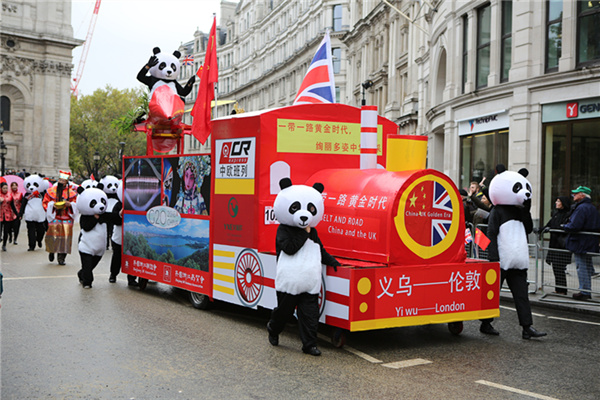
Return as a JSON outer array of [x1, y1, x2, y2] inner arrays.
[[460, 130, 508, 190], [546, 0, 563, 72], [462, 15, 469, 93], [333, 4, 342, 31], [501, 1, 512, 82], [542, 119, 600, 222], [335, 86, 340, 103], [1, 96, 10, 131], [332, 47, 341, 74], [476, 4, 491, 89], [577, 0, 600, 66]]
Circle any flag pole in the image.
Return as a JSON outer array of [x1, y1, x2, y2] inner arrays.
[[212, 13, 218, 120]]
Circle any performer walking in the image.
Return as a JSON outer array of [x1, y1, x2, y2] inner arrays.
[[43, 171, 77, 265]]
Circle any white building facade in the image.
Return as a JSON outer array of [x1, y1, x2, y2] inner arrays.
[[180, 0, 600, 223], [0, 0, 81, 176]]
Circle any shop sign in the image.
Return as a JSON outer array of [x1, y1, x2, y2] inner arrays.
[[457, 110, 509, 136], [542, 97, 600, 122]]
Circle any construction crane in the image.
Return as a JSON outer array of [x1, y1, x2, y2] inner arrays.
[[71, 0, 101, 97]]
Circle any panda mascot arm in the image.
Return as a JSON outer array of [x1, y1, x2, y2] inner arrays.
[[276, 224, 310, 258], [137, 47, 160, 90]]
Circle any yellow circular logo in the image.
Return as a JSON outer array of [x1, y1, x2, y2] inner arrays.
[[394, 174, 460, 259]]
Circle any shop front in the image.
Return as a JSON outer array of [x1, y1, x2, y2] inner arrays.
[[542, 97, 600, 223], [457, 110, 509, 191]]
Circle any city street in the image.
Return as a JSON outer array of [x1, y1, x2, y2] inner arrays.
[[1, 230, 599, 400]]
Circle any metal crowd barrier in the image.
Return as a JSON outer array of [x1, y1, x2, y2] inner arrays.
[[468, 223, 538, 294], [538, 229, 600, 305]]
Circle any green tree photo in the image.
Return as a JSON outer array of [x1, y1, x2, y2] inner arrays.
[[70, 86, 148, 179]]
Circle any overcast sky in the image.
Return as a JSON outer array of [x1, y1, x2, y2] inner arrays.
[[71, 0, 226, 96]]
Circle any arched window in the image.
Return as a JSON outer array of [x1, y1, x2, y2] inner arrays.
[[0, 96, 10, 131]]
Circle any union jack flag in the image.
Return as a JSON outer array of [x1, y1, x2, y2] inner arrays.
[[182, 55, 194, 66], [465, 228, 473, 244], [405, 181, 454, 247], [293, 30, 336, 105]]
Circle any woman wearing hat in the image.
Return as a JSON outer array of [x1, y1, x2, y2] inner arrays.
[[563, 186, 600, 300]]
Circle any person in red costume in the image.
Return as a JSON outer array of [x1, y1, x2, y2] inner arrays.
[[43, 171, 77, 265], [0, 182, 19, 252]]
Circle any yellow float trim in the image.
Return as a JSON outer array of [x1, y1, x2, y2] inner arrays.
[[213, 284, 235, 295], [213, 273, 235, 283], [349, 309, 500, 332], [213, 261, 235, 270], [215, 178, 255, 195]]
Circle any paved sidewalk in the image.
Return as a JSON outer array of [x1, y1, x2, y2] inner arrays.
[[500, 288, 600, 317]]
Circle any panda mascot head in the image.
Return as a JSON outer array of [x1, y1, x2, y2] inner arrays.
[[100, 175, 120, 198], [273, 178, 325, 229], [149, 47, 181, 83], [76, 185, 108, 216], [488, 165, 532, 207], [23, 174, 45, 195], [80, 178, 98, 190]]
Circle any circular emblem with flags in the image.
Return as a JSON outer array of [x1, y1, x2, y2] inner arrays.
[[394, 174, 460, 259]]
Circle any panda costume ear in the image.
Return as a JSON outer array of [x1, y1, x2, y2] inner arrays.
[[279, 178, 292, 190], [495, 164, 506, 174], [96, 183, 104, 191], [153, 47, 161, 55], [77, 186, 85, 195], [518, 168, 529, 178], [173, 51, 181, 59], [312, 182, 324, 193]]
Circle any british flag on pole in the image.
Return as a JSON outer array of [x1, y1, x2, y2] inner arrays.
[[293, 30, 336, 105]]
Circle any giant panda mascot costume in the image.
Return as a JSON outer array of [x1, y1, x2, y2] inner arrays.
[[21, 174, 48, 251], [267, 178, 341, 356], [137, 47, 195, 100], [100, 175, 120, 251], [76, 185, 110, 289], [108, 180, 138, 286], [480, 165, 546, 339]]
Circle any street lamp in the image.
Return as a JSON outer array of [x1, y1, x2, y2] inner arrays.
[[361, 80, 373, 106], [93, 150, 100, 179], [0, 121, 6, 176]]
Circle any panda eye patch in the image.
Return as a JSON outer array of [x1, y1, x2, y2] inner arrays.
[[158, 62, 167, 70], [289, 201, 301, 214], [171, 63, 177, 72], [33, 183, 38, 187], [512, 182, 523, 193], [101, 198, 107, 205], [308, 203, 317, 216], [90, 200, 97, 208], [526, 183, 532, 192]]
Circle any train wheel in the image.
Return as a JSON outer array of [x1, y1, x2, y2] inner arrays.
[[331, 328, 347, 348], [138, 278, 148, 291], [235, 249, 264, 307], [189, 292, 210, 310], [448, 321, 464, 336]]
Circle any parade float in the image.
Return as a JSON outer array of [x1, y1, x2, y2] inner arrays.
[[121, 102, 500, 345]]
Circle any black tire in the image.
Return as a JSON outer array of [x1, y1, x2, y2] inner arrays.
[[138, 278, 148, 291], [331, 328, 347, 348], [189, 291, 210, 310], [448, 321, 464, 336]]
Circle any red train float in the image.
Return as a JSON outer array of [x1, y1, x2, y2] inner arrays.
[[121, 103, 500, 344]]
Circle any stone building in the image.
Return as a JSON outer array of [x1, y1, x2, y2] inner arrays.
[[180, 0, 600, 223], [0, 0, 81, 177]]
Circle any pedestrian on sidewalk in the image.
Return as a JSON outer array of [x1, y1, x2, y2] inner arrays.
[[563, 186, 600, 301], [540, 196, 572, 295]]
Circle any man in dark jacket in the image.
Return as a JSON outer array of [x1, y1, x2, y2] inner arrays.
[[563, 186, 600, 300]]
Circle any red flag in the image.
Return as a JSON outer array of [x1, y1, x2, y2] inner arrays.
[[191, 16, 218, 144], [474, 228, 490, 250]]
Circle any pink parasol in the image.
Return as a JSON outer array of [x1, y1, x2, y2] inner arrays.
[[2, 175, 25, 195]]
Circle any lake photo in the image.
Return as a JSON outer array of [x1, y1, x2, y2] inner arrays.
[[123, 213, 210, 271]]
